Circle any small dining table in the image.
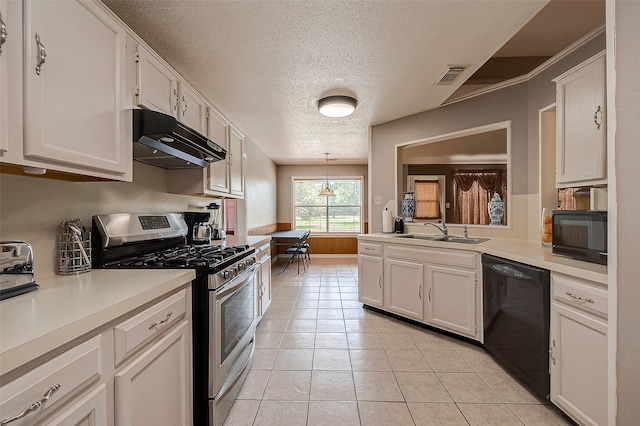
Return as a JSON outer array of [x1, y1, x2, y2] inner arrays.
[[267, 230, 309, 241], [267, 230, 310, 271]]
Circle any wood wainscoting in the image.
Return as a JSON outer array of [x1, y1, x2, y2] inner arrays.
[[248, 223, 368, 256]]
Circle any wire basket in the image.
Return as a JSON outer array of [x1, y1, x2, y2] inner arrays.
[[58, 219, 92, 274]]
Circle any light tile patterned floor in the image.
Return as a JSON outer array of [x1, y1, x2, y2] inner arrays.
[[224, 258, 573, 426]]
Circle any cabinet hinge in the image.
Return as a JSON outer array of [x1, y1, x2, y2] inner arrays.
[[134, 51, 140, 63], [134, 85, 140, 96], [475, 325, 478, 335], [206, 108, 210, 119]]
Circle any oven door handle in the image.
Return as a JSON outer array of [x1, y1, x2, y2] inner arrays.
[[214, 336, 254, 401], [216, 265, 257, 302]]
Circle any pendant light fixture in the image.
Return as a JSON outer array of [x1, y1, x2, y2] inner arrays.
[[319, 153, 336, 197], [317, 95, 357, 118]]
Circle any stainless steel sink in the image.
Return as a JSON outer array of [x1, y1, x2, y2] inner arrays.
[[395, 234, 489, 244]]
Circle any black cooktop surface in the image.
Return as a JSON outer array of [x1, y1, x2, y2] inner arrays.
[[104, 244, 252, 272]]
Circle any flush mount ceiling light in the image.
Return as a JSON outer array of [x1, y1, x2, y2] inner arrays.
[[317, 95, 357, 118], [318, 153, 336, 197]]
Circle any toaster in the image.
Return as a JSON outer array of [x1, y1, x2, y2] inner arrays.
[[0, 241, 39, 301]]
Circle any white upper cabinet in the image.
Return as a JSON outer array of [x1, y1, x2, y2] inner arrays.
[[554, 51, 607, 188], [207, 107, 230, 193], [229, 126, 245, 197], [178, 82, 207, 135], [22, 0, 129, 176], [135, 43, 179, 116], [0, 0, 10, 155], [135, 42, 207, 136]]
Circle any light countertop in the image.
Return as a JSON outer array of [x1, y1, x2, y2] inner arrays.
[[0, 269, 194, 376], [359, 233, 608, 285]]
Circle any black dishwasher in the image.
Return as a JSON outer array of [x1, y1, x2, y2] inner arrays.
[[482, 254, 551, 400]]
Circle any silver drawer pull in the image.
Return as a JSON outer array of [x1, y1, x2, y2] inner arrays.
[[549, 340, 556, 365], [149, 312, 173, 329], [35, 33, 46, 75], [0, 384, 61, 425], [365, 247, 374, 251], [594, 105, 602, 130], [566, 292, 595, 304], [0, 10, 7, 57]]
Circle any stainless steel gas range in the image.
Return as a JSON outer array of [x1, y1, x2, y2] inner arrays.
[[91, 213, 258, 426]]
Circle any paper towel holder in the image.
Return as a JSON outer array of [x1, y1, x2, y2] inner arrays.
[[381, 208, 394, 233]]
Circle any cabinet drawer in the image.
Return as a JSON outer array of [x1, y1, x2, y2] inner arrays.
[[0, 335, 102, 426], [552, 273, 608, 317], [257, 243, 270, 261], [359, 241, 383, 256], [387, 244, 476, 269], [114, 289, 186, 365]]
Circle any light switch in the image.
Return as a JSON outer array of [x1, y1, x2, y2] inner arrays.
[[445, 202, 451, 208], [374, 196, 382, 205]]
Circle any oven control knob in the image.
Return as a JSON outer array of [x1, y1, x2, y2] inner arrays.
[[247, 257, 255, 266], [238, 263, 246, 271], [223, 269, 231, 279]]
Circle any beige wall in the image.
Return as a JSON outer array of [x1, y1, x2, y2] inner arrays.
[[0, 140, 278, 278], [244, 138, 278, 231], [0, 162, 217, 278], [611, 1, 640, 422], [276, 164, 368, 225], [369, 33, 605, 239]]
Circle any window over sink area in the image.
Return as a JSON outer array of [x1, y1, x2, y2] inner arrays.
[[293, 177, 363, 233]]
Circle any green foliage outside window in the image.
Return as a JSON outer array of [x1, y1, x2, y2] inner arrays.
[[293, 179, 362, 233]]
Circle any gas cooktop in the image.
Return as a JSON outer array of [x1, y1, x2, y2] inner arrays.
[[106, 244, 251, 269]]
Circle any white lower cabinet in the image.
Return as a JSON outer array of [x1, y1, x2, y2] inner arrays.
[[43, 384, 108, 426], [0, 286, 192, 426], [115, 320, 191, 426], [385, 258, 424, 321], [358, 239, 481, 342], [0, 336, 102, 426], [425, 265, 477, 338], [550, 273, 608, 426], [257, 243, 272, 316], [358, 254, 383, 308]]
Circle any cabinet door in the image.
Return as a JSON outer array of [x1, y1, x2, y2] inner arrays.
[[358, 255, 383, 308], [42, 384, 108, 426], [178, 82, 207, 135], [207, 107, 230, 193], [550, 302, 607, 426], [556, 53, 606, 187], [23, 0, 127, 174], [136, 43, 178, 116], [259, 256, 272, 316], [229, 127, 244, 196], [426, 265, 477, 338], [0, 0, 8, 154], [115, 321, 191, 426], [385, 259, 423, 320]]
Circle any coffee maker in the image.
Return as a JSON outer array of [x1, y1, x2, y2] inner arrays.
[[183, 203, 222, 245]]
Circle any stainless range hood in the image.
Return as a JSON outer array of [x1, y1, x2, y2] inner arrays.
[[133, 109, 226, 169]]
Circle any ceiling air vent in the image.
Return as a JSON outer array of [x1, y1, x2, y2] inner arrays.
[[435, 65, 469, 85]]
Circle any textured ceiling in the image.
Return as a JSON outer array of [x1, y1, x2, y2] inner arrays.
[[104, 0, 553, 165]]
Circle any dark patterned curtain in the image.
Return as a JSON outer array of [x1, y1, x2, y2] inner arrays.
[[453, 170, 506, 225]]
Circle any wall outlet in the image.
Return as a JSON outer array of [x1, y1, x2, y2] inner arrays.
[[374, 196, 382, 205], [445, 202, 451, 208]]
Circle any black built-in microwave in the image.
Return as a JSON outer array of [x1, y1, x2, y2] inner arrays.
[[552, 210, 607, 265]]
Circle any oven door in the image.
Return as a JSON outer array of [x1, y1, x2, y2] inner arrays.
[[208, 265, 258, 398]]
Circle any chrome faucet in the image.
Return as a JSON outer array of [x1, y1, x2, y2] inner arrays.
[[424, 222, 448, 236]]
